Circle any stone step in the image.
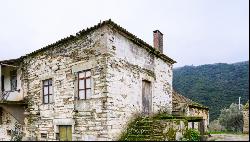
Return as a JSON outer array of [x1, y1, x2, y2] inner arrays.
[[127, 129, 152, 135], [135, 125, 151, 129]]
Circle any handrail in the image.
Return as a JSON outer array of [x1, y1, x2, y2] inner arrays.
[[1, 91, 11, 101]]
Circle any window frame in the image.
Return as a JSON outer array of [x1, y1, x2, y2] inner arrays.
[[10, 70, 17, 91], [43, 79, 53, 104], [77, 70, 91, 100]]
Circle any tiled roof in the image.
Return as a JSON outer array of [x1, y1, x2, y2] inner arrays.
[[172, 90, 209, 110], [1, 19, 176, 64], [0, 58, 22, 65]]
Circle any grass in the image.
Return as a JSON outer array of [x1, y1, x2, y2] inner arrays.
[[208, 131, 244, 135]]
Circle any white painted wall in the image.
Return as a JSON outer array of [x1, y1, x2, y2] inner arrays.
[[105, 27, 173, 140]]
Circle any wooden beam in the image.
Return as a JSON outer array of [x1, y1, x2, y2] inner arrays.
[[0, 63, 19, 68]]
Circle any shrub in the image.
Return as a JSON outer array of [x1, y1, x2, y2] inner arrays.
[[218, 103, 243, 132], [208, 120, 225, 132], [182, 128, 201, 141]]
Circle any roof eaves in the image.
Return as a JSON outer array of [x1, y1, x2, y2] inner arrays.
[[0, 58, 22, 65]]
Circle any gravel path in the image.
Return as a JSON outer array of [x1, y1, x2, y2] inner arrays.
[[207, 134, 249, 141]]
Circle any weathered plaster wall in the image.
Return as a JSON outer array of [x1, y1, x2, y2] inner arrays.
[[104, 27, 173, 140], [22, 26, 111, 141], [0, 110, 20, 141]]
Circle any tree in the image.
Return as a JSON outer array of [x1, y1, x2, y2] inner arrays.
[[218, 103, 243, 132]]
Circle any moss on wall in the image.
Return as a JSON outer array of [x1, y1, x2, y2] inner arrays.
[[165, 127, 176, 141], [119, 113, 190, 141]]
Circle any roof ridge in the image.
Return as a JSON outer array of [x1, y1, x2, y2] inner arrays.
[[20, 19, 113, 59], [2, 19, 176, 64]]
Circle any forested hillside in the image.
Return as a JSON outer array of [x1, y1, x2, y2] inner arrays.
[[173, 61, 249, 121]]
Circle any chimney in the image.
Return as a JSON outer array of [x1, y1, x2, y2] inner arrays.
[[153, 30, 163, 53]]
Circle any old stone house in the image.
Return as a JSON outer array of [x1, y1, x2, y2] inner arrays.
[[172, 91, 209, 134], [0, 19, 177, 141]]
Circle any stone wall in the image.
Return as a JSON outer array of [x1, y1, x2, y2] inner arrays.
[[0, 110, 21, 141], [22, 26, 111, 141], [187, 107, 209, 132], [105, 27, 173, 140], [120, 115, 188, 141], [243, 110, 249, 134], [20, 25, 173, 141]]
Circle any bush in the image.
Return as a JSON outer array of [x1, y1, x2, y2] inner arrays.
[[218, 103, 243, 132], [182, 128, 201, 141], [208, 120, 225, 132]]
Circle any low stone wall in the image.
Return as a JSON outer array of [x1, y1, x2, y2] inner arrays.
[[188, 106, 209, 132], [158, 119, 188, 141], [243, 110, 249, 134]]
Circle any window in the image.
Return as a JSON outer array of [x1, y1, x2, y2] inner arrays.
[[78, 70, 91, 100], [41, 133, 47, 139], [7, 130, 11, 135], [10, 70, 17, 91], [56, 133, 60, 140], [43, 79, 53, 104]]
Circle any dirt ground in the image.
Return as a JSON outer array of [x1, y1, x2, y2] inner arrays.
[[207, 134, 249, 141]]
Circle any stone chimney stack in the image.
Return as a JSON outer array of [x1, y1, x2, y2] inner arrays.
[[153, 30, 163, 53]]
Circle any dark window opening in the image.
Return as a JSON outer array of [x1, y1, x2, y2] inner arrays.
[[56, 133, 60, 140], [7, 130, 11, 135], [41, 133, 47, 139]]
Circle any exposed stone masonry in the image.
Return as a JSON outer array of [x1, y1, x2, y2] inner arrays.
[[1, 20, 175, 141]]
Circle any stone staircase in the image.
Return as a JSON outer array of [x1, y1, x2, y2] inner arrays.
[[120, 116, 165, 141]]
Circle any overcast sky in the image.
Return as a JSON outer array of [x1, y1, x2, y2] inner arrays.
[[0, 0, 249, 67]]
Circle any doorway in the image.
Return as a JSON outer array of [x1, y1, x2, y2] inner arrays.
[[59, 125, 72, 141], [142, 80, 152, 115]]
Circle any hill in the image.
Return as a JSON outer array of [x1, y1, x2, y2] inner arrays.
[[173, 61, 249, 121]]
